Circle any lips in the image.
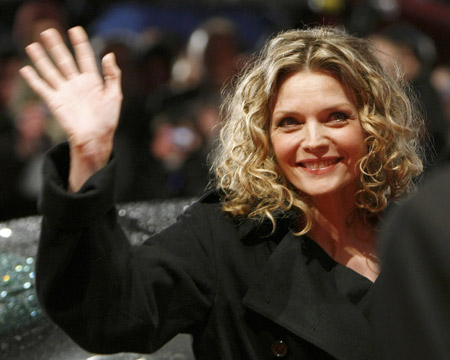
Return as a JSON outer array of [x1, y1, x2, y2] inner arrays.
[[298, 157, 342, 170]]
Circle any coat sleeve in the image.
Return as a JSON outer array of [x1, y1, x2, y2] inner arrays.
[[36, 143, 217, 354]]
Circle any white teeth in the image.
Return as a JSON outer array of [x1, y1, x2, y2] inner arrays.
[[302, 159, 337, 170]]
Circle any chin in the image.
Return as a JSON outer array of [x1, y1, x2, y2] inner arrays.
[[296, 180, 359, 201]]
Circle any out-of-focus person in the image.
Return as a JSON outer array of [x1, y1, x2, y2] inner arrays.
[[0, 100, 52, 220], [374, 145, 450, 359], [431, 63, 450, 130], [370, 22, 449, 172], [13, 0, 67, 51]]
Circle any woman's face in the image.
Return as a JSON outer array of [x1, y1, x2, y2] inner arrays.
[[270, 71, 366, 201]]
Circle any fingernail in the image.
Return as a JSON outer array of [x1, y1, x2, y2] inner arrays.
[[102, 53, 115, 62]]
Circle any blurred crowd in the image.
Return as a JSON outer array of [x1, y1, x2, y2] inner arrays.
[[0, 0, 449, 221]]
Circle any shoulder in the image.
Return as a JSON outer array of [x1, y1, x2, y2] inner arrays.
[[391, 163, 450, 220], [185, 190, 225, 220], [160, 190, 236, 242], [180, 189, 292, 243], [196, 189, 223, 204], [379, 163, 450, 254]]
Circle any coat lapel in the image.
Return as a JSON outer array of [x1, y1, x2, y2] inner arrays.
[[242, 231, 376, 360]]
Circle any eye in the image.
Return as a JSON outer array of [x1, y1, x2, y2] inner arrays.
[[277, 117, 301, 128], [329, 111, 350, 123]]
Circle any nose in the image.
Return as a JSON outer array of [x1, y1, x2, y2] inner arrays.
[[301, 121, 329, 153]]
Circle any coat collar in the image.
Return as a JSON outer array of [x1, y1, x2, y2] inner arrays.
[[242, 230, 377, 360]]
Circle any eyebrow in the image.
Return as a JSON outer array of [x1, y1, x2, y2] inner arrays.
[[272, 102, 355, 116]]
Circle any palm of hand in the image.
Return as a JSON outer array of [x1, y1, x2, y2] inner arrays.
[[20, 26, 122, 149], [48, 71, 120, 146]]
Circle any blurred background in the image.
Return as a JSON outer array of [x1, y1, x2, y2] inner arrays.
[[1, 0, 450, 221], [0, 1, 449, 359]]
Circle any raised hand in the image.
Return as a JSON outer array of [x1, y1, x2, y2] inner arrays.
[[19, 26, 123, 191]]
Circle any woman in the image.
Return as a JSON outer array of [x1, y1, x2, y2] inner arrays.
[[20, 26, 423, 359]]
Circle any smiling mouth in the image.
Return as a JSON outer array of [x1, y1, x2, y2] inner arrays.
[[299, 158, 342, 170]]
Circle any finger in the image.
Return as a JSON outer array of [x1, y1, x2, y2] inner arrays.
[[24, 42, 65, 88], [19, 65, 53, 103], [68, 26, 99, 74], [40, 28, 79, 79], [102, 53, 122, 96]]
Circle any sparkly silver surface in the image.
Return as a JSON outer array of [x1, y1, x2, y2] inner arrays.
[[0, 199, 197, 360]]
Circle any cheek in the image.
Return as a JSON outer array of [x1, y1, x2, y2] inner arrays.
[[345, 131, 367, 164], [271, 144, 289, 171], [271, 134, 297, 164]]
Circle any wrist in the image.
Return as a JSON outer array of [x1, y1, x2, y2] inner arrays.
[[68, 138, 113, 192]]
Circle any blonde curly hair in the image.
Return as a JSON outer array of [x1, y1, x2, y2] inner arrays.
[[211, 26, 424, 234]]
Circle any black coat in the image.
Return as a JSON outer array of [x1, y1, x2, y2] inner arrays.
[[374, 160, 450, 359], [36, 143, 378, 360]]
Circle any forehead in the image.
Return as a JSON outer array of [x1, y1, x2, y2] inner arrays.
[[273, 71, 356, 108]]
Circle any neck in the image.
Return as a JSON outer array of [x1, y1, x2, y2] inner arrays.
[[307, 194, 379, 282], [309, 192, 358, 241]]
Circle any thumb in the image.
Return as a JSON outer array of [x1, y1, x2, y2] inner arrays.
[[102, 52, 122, 96]]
